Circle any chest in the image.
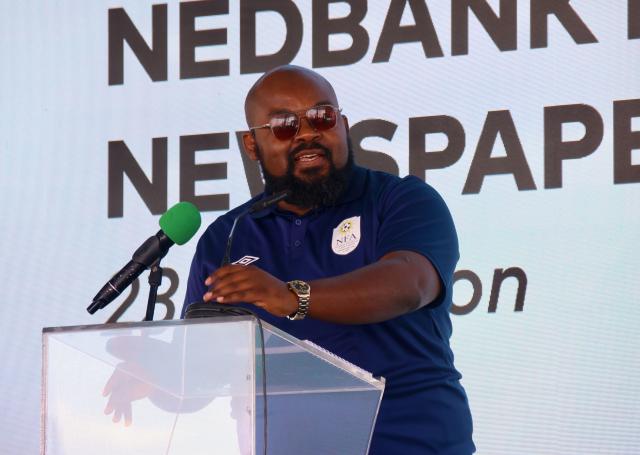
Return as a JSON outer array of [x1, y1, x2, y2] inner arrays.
[[230, 204, 380, 281]]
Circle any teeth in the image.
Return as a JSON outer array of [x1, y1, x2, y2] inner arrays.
[[298, 154, 318, 161]]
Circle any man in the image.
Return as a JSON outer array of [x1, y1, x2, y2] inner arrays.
[[183, 65, 475, 454]]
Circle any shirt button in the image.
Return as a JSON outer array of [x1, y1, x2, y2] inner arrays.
[[294, 240, 301, 247], [295, 219, 302, 226]]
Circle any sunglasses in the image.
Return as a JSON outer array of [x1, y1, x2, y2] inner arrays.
[[250, 104, 342, 140]]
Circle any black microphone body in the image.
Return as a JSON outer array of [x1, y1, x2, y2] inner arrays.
[[220, 191, 290, 266], [248, 190, 290, 214], [87, 231, 174, 314]]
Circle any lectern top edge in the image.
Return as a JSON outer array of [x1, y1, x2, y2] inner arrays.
[[42, 315, 255, 334]]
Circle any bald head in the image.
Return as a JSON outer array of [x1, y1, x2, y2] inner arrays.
[[244, 65, 339, 127]]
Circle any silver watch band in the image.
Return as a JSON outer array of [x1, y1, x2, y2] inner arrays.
[[286, 280, 311, 320]]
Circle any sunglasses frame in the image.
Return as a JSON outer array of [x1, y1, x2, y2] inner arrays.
[[249, 104, 342, 140]]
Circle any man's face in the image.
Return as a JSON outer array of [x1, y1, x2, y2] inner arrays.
[[255, 136, 355, 208], [244, 71, 352, 207]]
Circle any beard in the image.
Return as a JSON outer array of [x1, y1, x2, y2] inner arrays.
[[257, 139, 354, 209]]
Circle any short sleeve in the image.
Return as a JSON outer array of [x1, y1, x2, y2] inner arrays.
[[375, 176, 459, 308]]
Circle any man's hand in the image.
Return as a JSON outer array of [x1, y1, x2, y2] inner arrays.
[[203, 265, 298, 317], [102, 361, 153, 427]]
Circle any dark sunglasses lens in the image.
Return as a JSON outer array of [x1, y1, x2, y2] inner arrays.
[[307, 106, 337, 130], [271, 114, 299, 140]]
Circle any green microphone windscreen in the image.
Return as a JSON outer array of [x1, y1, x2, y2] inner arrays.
[[159, 202, 202, 245]]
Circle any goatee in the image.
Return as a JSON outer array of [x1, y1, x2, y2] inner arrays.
[[258, 140, 354, 209]]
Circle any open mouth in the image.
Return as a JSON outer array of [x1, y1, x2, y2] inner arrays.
[[294, 150, 326, 163]]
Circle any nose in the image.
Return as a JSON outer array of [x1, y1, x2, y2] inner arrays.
[[294, 116, 321, 142]]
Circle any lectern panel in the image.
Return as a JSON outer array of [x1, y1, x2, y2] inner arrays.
[[42, 318, 384, 455]]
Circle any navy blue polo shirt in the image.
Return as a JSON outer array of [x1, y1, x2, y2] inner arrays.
[[183, 165, 475, 454]]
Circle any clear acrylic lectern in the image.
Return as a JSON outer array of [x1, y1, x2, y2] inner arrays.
[[42, 317, 385, 454]]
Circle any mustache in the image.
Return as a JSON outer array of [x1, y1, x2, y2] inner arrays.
[[288, 141, 332, 160]]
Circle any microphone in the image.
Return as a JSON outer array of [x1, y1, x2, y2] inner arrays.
[[220, 190, 290, 266], [87, 202, 202, 314], [247, 190, 290, 214]]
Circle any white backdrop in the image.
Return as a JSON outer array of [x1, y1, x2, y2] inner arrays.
[[1, 1, 639, 453]]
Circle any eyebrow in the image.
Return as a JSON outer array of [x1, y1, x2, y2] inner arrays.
[[268, 100, 334, 116]]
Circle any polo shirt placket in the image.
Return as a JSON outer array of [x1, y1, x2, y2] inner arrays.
[[290, 216, 307, 260]]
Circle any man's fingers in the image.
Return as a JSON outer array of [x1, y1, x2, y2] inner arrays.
[[209, 274, 255, 295], [209, 279, 274, 304], [215, 290, 254, 304], [103, 372, 117, 396], [204, 274, 257, 301], [204, 272, 245, 301], [207, 279, 258, 303], [124, 404, 132, 427], [201, 265, 285, 310], [205, 264, 250, 285], [104, 399, 114, 415]]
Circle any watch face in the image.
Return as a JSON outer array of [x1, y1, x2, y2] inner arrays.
[[290, 280, 310, 295]]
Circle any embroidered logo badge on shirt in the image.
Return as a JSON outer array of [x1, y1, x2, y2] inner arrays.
[[332, 216, 361, 255], [232, 255, 260, 266]]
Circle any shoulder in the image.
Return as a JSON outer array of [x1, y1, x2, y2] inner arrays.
[[360, 168, 447, 212], [359, 167, 437, 194]]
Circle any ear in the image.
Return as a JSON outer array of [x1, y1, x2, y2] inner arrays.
[[242, 131, 259, 161]]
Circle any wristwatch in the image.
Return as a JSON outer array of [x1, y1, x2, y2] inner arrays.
[[286, 280, 311, 320]]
